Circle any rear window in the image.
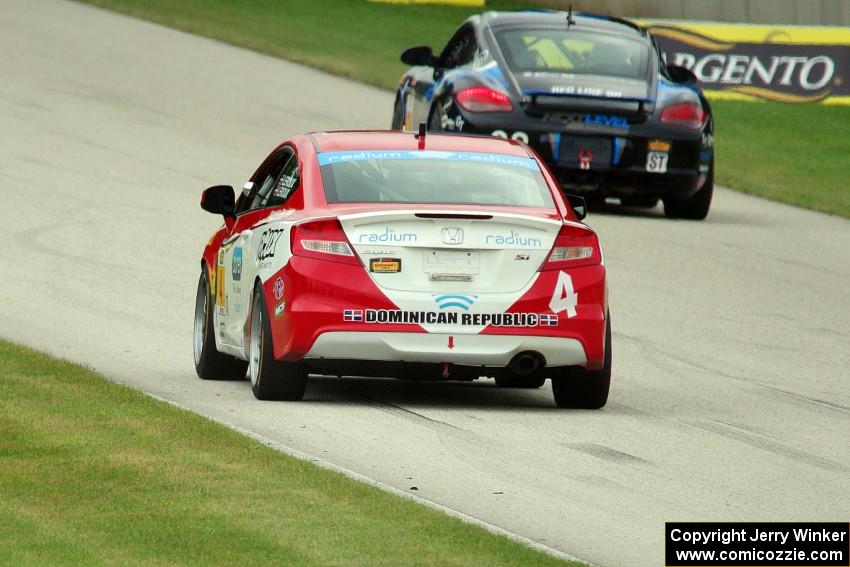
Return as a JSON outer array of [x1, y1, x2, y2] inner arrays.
[[318, 150, 555, 209], [495, 28, 648, 79]]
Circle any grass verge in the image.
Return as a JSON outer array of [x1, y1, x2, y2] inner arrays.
[[77, 0, 850, 216], [0, 340, 578, 566]]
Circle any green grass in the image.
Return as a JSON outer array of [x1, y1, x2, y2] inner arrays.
[[712, 99, 850, 216], [0, 340, 578, 567], [77, 0, 850, 217]]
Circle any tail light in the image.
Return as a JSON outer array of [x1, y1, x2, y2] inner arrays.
[[454, 86, 513, 113], [659, 102, 706, 130], [291, 219, 361, 266], [540, 224, 601, 270]]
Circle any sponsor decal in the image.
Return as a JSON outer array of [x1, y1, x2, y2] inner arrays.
[[274, 301, 286, 319], [640, 21, 850, 104], [231, 247, 242, 281], [440, 111, 465, 131], [273, 277, 284, 301], [317, 150, 540, 171], [549, 84, 624, 98], [347, 308, 554, 327], [358, 228, 417, 243], [441, 227, 464, 245], [648, 139, 672, 152], [215, 265, 226, 311], [433, 294, 477, 311], [257, 228, 285, 262], [272, 174, 297, 198], [485, 230, 543, 247], [583, 114, 629, 130], [369, 258, 402, 273], [543, 112, 629, 132]]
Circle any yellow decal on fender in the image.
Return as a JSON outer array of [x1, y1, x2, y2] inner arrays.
[[215, 266, 225, 308]]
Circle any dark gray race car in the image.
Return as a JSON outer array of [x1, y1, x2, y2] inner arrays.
[[393, 10, 715, 219]]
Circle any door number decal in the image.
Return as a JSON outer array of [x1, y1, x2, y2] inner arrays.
[[549, 271, 578, 318]]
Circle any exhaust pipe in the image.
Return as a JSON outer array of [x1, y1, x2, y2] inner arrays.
[[508, 351, 543, 376]]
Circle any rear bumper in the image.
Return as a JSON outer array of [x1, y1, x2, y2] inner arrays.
[[304, 331, 587, 367], [268, 256, 607, 370], [457, 114, 710, 198]]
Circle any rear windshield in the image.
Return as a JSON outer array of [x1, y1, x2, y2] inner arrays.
[[318, 150, 555, 209], [495, 28, 649, 79]]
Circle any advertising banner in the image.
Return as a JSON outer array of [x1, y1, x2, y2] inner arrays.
[[640, 21, 850, 104]]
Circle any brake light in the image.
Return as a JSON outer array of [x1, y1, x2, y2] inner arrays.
[[290, 219, 360, 265], [659, 102, 706, 130], [540, 224, 601, 270], [454, 86, 513, 113]]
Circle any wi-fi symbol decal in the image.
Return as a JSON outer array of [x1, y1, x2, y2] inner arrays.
[[433, 294, 478, 310]]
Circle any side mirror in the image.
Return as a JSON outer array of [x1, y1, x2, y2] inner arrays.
[[201, 185, 236, 217], [566, 194, 587, 221], [401, 45, 435, 67], [666, 64, 697, 85]]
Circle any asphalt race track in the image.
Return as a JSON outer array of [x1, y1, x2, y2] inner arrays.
[[2, 2, 849, 565]]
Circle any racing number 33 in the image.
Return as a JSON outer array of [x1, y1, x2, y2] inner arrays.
[[549, 271, 578, 318]]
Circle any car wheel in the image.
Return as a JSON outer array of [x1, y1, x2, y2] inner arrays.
[[194, 269, 248, 380], [551, 315, 611, 409], [248, 284, 307, 401], [391, 95, 404, 130], [663, 156, 714, 220], [494, 374, 546, 389]]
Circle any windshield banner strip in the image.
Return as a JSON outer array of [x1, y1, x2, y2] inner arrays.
[[317, 150, 540, 170]]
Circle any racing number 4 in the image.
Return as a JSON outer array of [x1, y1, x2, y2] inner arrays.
[[549, 271, 578, 319]]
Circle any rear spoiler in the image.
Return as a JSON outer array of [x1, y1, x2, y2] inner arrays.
[[524, 93, 655, 116]]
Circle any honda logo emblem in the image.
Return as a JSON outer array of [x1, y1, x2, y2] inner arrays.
[[441, 227, 464, 245]]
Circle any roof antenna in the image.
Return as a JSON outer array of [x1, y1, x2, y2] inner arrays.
[[566, 4, 575, 28], [415, 122, 426, 150]]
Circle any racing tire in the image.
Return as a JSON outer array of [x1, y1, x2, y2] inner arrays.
[[494, 374, 546, 389], [391, 96, 404, 130], [248, 285, 307, 401], [551, 316, 611, 409], [663, 157, 714, 220], [193, 269, 248, 380]]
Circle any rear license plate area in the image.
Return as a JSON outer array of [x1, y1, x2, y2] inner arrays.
[[424, 250, 479, 282], [559, 137, 612, 167]]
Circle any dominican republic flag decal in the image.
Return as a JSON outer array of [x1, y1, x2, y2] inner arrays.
[[539, 313, 559, 326], [343, 309, 363, 322]]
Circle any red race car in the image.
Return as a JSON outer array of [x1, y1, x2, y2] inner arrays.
[[194, 129, 611, 408]]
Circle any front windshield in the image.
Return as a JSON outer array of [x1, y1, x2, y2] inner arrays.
[[495, 28, 649, 79], [318, 150, 555, 209]]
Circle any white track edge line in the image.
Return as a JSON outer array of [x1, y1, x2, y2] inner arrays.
[[146, 392, 596, 566]]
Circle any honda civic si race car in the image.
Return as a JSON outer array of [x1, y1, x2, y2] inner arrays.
[[393, 10, 714, 219], [194, 130, 611, 409]]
